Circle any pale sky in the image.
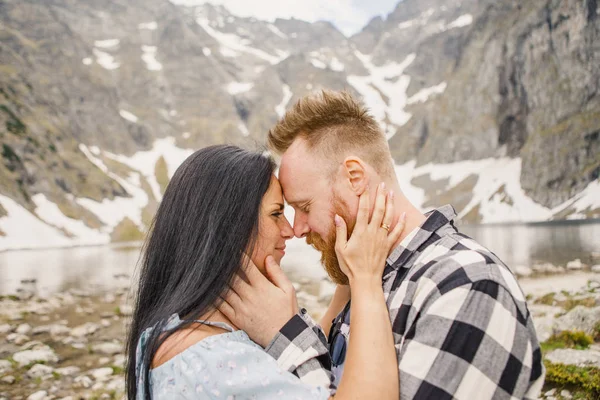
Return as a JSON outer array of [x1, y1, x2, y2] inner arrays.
[[169, 0, 401, 36]]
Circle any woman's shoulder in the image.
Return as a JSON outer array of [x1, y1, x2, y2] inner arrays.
[[151, 322, 257, 369], [149, 326, 296, 394]]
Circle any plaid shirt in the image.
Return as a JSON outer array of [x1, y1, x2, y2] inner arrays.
[[266, 205, 545, 399]]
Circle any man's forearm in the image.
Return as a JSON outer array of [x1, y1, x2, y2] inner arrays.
[[266, 310, 336, 392], [320, 285, 351, 337]]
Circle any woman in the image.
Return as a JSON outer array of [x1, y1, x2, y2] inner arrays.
[[126, 145, 403, 399]]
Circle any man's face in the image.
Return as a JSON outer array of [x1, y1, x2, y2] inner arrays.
[[279, 139, 358, 284]]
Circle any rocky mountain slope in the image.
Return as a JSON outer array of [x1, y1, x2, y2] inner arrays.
[[0, 0, 598, 250]]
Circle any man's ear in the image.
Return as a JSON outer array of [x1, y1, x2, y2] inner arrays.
[[342, 157, 369, 195]]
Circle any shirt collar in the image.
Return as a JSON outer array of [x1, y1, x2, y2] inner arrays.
[[385, 204, 457, 271]]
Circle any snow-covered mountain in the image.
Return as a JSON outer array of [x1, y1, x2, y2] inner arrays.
[[0, 0, 598, 251]]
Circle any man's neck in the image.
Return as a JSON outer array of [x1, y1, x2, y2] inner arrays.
[[388, 193, 426, 254]]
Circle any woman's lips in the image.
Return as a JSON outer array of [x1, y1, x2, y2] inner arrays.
[[275, 246, 286, 255]]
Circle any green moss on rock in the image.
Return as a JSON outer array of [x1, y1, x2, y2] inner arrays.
[[541, 330, 593, 353], [544, 360, 600, 398]]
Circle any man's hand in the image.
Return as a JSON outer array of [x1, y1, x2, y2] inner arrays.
[[218, 256, 299, 348]]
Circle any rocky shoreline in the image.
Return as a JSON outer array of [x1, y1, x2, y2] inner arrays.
[[1, 256, 600, 400]]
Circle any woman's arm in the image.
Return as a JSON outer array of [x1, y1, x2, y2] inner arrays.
[[332, 183, 404, 400], [338, 281, 396, 399]]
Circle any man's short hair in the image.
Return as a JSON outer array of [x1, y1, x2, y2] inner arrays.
[[268, 90, 394, 177]]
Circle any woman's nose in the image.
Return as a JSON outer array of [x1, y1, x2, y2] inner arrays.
[[281, 217, 294, 239]]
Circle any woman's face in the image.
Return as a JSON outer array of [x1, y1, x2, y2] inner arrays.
[[250, 175, 294, 272]]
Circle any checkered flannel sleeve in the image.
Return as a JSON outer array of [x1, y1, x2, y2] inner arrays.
[[265, 309, 336, 392], [393, 271, 545, 399]]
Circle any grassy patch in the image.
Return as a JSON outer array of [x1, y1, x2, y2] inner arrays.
[[110, 365, 124, 375], [536, 292, 556, 305], [2, 144, 22, 171], [593, 323, 600, 342], [0, 105, 26, 135], [1, 294, 20, 301], [541, 330, 593, 353], [563, 297, 597, 311], [110, 217, 144, 242], [536, 291, 597, 311], [7, 357, 18, 369], [154, 156, 169, 196], [544, 360, 600, 399]]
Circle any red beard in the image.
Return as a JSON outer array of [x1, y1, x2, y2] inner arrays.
[[305, 196, 355, 285]]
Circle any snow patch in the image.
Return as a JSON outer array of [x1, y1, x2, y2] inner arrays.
[[447, 14, 473, 29], [275, 49, 290, 60], [202, 47, 212, 56], [32, 194, 108, 243], [82, 58, 93, 66], [397, 8, 435, 30], [103, 137, 194, 202], [138, 21, 158, 30], [94, 39, 120, 49], [394, 158, 554, 223], [119, 110, 139, 123], [89, 146, 101, 155], [330, 57, 345, 71], [268, 24, 287, 38], [348, 51, 414, 138], [196, 13, 285, 64], [238, 122, 250, 137], [220, 47, 240, 58], [93, 49, 119, 70], [275, 85, 293, 118], [407, 82, 447, 104], [309, 51, 345, 71], [0, 195, 73, 251], [552, 179, 600, 217], [226, 82, 254, 95], [141, 46, 163, 71], [310, 59, 327, 69], [77, 145, 148, 229]]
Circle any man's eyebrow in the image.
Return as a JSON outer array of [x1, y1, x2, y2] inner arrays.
[[286, 199, 309, 207]]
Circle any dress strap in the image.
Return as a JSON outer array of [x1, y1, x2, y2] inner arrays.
[[193, 319, 235, 333]]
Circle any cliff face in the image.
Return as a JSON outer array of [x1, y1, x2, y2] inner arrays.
[[379, 0, 599, 208]]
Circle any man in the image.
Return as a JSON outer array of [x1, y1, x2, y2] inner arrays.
[[229, 90, 544, 399]]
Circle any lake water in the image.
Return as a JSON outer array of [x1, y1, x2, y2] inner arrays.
[[0, 220, 598, 296]]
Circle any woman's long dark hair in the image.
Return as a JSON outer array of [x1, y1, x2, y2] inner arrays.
[[125, 145, 275, 399]]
